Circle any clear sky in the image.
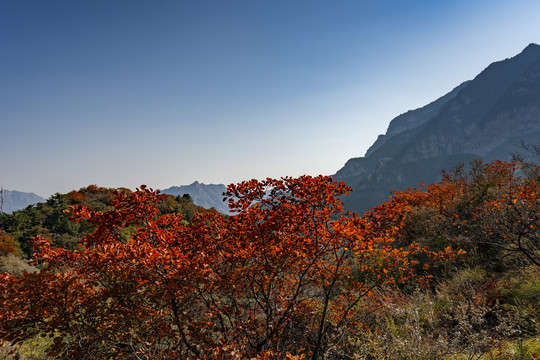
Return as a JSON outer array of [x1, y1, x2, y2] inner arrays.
[[1, 0, 540, 198]]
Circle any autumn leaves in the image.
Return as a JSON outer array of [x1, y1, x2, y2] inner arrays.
[[1, 161, 536, 359]]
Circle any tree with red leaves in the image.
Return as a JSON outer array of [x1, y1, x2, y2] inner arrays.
[[0, 177, 454, 359]]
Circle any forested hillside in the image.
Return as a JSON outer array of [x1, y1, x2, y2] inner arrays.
[[0, 185, 214, 275]]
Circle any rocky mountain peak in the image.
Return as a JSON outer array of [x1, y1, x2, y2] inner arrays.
[[334, 44, 540, 214]]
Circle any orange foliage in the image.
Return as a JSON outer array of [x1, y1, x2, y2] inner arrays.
[[0, 177, 456, 359], [368, 160, 539, 269], [470, 161, 540, 266], [0, 233, 18, 255], [67, 190, 85, 202]]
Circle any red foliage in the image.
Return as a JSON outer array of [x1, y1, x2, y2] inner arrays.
[[0, 177, 456, 359], [0, 231, 18, 256]]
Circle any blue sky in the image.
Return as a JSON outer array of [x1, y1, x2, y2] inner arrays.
[[1, 0, 540, 197]]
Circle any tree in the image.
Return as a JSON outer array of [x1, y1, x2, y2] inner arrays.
[[461, 161, 540, 267], [0, 177, 453, 359], [0, 230, 19, 256], [374, 159, 539, 271]]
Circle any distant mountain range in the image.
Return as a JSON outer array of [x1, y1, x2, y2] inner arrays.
[[0, 189, 45, 214], [160, 182, 230, 214], [1, 183, 231, 215], [334, 43, 540, 214]]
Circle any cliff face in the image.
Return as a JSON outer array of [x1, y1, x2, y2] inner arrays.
[[334, 43, 540, 214], [365, 81, 471, 157]]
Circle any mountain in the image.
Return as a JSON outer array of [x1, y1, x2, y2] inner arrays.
[[0, 189, 45, 214], [365, 80, 471, 156], [334, 43, 540, 214], [160, 181, 230, 214]]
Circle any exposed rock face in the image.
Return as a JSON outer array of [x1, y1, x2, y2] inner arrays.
[[334, 43, 540, 214], [160, 181, 230, 214], [365, 81, 471, 156]]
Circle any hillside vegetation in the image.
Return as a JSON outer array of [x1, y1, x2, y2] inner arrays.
[[0, 155, 539, 359], [0, 185, 214, 274]]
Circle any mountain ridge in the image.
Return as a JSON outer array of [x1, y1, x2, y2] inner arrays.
[[334, 43, 540, 214], [0, 189, 45, 214], [365, 80, 471, 157]]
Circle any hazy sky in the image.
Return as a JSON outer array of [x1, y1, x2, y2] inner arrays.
[[2, 0, 540, 198]]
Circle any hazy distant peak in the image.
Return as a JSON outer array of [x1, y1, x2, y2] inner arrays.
[[0, 189, 45, 214], [160, 182, 229, 214]]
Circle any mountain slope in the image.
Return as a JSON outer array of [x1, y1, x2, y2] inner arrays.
[[365, 80, 471, 156], [160, 182, 230, 214], [0, 189, 45, 214], [334, 43, 540, 214]]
